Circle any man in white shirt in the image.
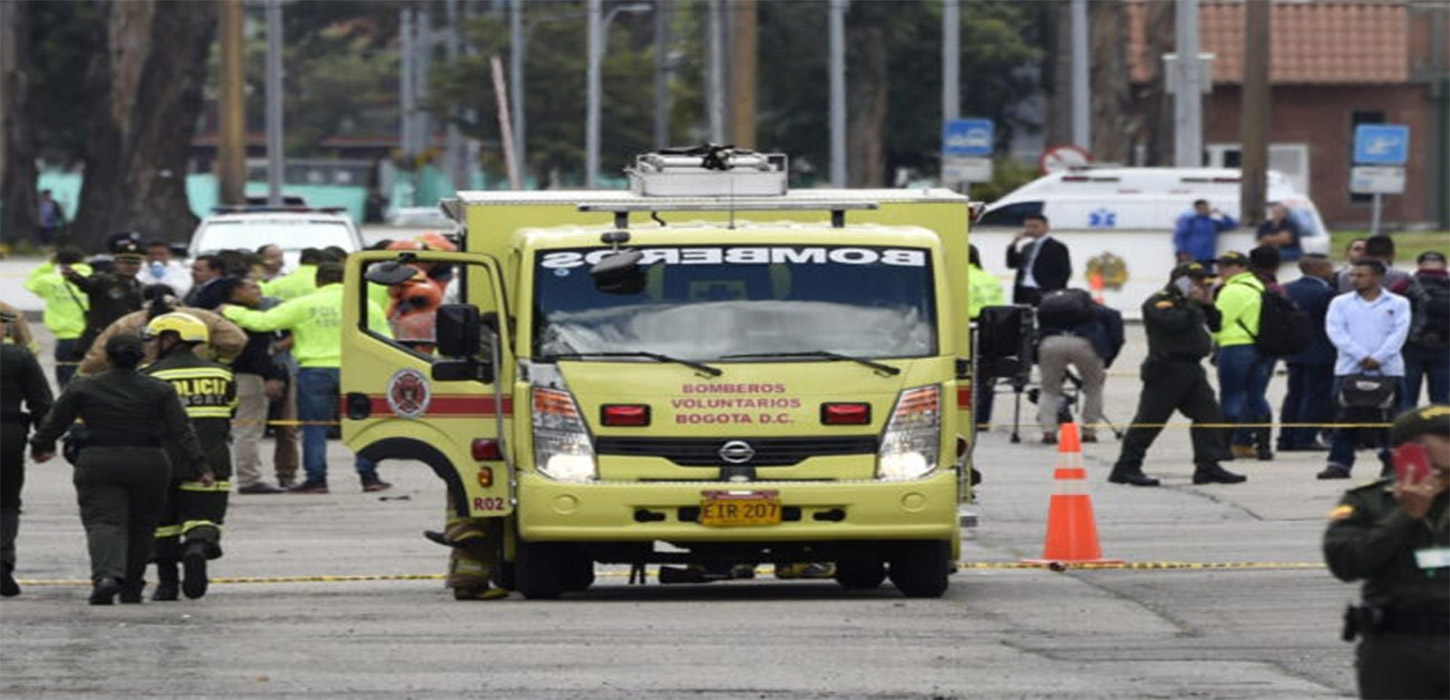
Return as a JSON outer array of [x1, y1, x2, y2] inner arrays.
[[1318, 259, 1411, 479], [136, 241, 192, 298]]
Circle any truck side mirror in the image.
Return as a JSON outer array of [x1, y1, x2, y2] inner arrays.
[[435, 304, 482, 358], [590, 249, 647, 295]]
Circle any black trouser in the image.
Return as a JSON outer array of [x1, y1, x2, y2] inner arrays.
[[1357, 632, 1449, 699], [73, 447, 171, 583], [1114, 357, 1226, 472], [1, 420, 26, 568]]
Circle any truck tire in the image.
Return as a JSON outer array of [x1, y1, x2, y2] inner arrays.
[[516, 541, 570, 599], [834, 558, 886, 590], [564, 554, 596, 592], [887, 541, 950, 598]]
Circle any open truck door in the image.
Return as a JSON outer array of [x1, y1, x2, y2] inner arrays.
[[340, 250, 515, 520]]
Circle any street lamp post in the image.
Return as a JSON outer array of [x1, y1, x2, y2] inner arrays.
[[586, 0, 650, 188]]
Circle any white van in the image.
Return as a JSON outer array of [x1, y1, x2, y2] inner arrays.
[[973, 167, 1330, 317]]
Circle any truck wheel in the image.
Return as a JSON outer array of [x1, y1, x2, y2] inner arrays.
[[564, 554, 596, 592], [516, 541, 569, 599], [834, 558, 886, 590], [888, 541, 950, 598]]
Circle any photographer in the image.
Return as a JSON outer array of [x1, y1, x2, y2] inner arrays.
[[1323, 405, 1449, 699]]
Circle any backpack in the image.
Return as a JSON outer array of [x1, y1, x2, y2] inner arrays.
[[1409, 276, 1450, 350], [1239, 288, 1310, 357], [1036, 288, 1095, 327]]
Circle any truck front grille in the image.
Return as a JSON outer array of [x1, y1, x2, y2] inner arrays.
[[594, 436, 878, 467]]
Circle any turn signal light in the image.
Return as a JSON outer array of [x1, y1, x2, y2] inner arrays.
[[821, 402, 871, 425], [471, 438, 502, 461], [476, 466, 494, 488], [601, 404, 650, 427]]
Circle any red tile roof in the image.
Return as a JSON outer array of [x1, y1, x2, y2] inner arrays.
[[1128, 1, 1410, 85]]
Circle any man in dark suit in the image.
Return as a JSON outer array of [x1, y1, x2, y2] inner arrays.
[[1278, 253, 1338, 451], [1005, 213, 1071, 306]]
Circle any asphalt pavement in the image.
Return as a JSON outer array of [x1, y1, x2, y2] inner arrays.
[[0, 269, 1370, 699]]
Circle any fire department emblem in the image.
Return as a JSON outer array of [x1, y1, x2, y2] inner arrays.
[[386, 368, 432, 419]]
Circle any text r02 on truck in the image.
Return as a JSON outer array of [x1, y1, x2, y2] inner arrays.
[[341, 149, 978, 599]]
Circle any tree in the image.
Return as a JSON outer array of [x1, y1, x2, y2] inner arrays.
[[1, 0, 38, 244], [66, 1, 216, 249]]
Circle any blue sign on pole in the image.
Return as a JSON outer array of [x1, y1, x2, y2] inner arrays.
[[943, 118, 994, 158], [1353, 124, 1410, 166]]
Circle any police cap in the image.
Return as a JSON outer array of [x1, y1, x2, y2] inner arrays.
[[111, 240, 145, 262], [1214, 251, 1250, 268], [1171, 261, 1212, 280], [1389, 405, 1450, 446]]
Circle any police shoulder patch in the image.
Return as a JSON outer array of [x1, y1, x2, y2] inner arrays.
[[1326, 504, 1354, 521]]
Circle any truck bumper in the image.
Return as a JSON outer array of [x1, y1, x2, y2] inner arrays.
[[517, 470, 959, 542]]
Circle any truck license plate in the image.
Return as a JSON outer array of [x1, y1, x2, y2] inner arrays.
[[699, 492, 782, 527]]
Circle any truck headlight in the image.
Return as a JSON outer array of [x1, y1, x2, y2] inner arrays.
[[876, 385, 940, 481], [532, 387, 597, 482]]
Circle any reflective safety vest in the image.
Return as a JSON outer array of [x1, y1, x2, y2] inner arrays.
[[143, 352, 237, 420]]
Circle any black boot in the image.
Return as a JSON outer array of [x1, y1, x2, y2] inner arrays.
[[182, 542, 209, 600], [152, 561, 179, 601], [1108, 468, 1160, 487], [1193, 464, 1247, 485], [89, 576, 121, 605], [119, 578, 144, 604], [1, 561, 18, 597]]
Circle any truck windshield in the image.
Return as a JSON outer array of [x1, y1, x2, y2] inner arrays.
[[533, 246, 937, 361]]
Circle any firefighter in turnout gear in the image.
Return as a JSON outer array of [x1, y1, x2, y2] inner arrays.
[[141, 313, 236, 600]]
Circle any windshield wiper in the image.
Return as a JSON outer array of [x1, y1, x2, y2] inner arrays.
[[719, 351, 901, 376], [541, 351, 723, 377]]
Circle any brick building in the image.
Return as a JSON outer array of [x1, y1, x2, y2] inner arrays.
[[1129, 0, 1450, 228]]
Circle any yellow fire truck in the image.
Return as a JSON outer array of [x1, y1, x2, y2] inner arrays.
[[341, 149, 976, 598]]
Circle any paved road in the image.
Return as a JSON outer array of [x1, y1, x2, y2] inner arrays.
[[0, 300, 1367, 699]]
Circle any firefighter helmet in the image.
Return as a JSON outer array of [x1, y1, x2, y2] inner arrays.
[[143, 312, 209, 344]]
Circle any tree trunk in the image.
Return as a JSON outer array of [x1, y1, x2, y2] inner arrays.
[[1140, 0, 1175, 165], [1089, 0, 1130, 163], [0, 0, 39, 245], [1042, 0, 1073, 149], [70, 0, 215, 250], [846, 22, 886, 187]]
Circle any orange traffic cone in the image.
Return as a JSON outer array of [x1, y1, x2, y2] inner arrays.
[[1023, 423, 1121, 566]]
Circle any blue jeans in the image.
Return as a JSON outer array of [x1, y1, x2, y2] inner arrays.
[[1403, 345, 1450, 407], [1279, 362, 1333, 448], [54, 338, 82, 388], [1327, 375, 1404, 472], [1217, 345, 1272, 446], [296, 367, 378, 484]]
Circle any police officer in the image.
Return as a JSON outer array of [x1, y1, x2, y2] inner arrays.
[[1108, 262, 1245, 486], [141, 313, 236, 600], [65, 239, 145, 355], [1, 309, 53, 597], [29, 334, 207, 605], [1324, 405, 1449, 699]]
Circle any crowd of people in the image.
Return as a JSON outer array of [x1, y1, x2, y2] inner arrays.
[[1, 231, 453, 603], [981, 211, 1449, 487]]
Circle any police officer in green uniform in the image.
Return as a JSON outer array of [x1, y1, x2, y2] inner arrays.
[[1, 309, 53, 597], [1108, 262, 1245, 486], [29, 333, 208, 605], [141, 312, 236, 600], [1324, 405, 1450, 699], [65, 240, 145, 355]]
